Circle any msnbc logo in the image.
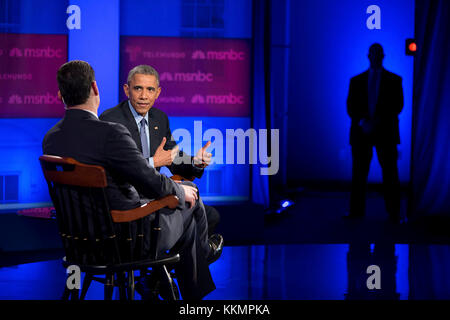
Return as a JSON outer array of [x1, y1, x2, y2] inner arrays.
[[8, 93, 59, 105], [191, 94, 244, 105], [8, 94, 23, 104], [191, 94, 205, 104], [192, 49, 245, 61], [191, 50, 206, 60], [9, 48, 23, 57], [162, 71, 213, 83], [160, 72, 173, 81], [9, 47, 62, 58]]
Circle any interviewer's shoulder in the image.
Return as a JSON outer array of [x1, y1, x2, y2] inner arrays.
[[106, 120, 129, 132], [96, 119, 131, 140]]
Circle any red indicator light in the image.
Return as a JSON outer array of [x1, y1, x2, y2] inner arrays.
[[409, 42, 417, 52]]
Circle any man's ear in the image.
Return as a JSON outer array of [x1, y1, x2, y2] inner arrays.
[[155, 86, 162, 100], [57, 91, 65, 105], [123, 83, 130, 98], [92, 81, 99, 96]]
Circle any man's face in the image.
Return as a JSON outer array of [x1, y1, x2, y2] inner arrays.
[[368, 46, 384, 69], [124, 74, 161, 116]]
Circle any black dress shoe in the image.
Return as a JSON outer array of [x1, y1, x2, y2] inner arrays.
[[135, 274, 160, 301], [136, 270, 179, 300], [207, 234, 224, 265]]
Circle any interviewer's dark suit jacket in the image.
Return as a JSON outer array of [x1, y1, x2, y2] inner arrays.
[[42, 109, 187, 252], [100, 100, 204, 180], [347, 68, 403, 146]]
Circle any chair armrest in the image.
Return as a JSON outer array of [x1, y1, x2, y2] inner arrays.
[[170, 174, 195, 182], [110, 195, 179, 223]]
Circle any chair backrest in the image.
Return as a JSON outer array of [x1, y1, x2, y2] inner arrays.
[[39, 155, 124, 266]]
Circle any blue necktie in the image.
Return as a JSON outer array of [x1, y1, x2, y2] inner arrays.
[[140, 118, 150, 159], [368, 70, 379, 118]]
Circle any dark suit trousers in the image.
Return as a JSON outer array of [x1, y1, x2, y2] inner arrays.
[[204, 205, 220, 236], [350, 142, 401, 218], [166, 192, 215, 300]]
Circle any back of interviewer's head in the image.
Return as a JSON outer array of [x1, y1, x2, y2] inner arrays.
[[57, 60, 95, 107]]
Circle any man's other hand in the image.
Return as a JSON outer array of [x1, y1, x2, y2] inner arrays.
[[359, 119, 375, 135], [193, 141, 212, 168], [180, 184, 198, 208], [153, 137, 179, 168]]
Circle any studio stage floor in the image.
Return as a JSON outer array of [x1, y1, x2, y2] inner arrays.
[[1, 190, 450, 300], [1, 243, 449, 300]]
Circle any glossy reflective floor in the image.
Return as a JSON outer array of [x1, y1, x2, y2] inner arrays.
[[1, 244, 450, 300]]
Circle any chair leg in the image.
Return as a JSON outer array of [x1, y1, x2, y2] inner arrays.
[[62, 274, 80, 300], [117, 272, 127, 301], [127, 271, 135, 300], [104, 273, 114, 300], [160, 265, 179, 301], [62, 286, 70, 300], [70, 289, 80, 301], [79, 273, 93, 300]]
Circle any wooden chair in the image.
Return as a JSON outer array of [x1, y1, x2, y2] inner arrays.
[[170, 174, 195, 182], [39, 155, 181, 300]]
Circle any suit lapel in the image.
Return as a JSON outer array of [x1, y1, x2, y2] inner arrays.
[[147, 109, 160, 156], [360, 71, 370, 116], [377, 69, 388, 107]]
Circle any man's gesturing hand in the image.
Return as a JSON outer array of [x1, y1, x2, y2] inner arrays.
[[193, 141, 212, 168], [181, 184, 198, 208], [153, 137, 179, 168]]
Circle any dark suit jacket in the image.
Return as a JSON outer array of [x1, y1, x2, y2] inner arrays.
[[347, 68, 403, 146], [42, 109, 189, 253], [100, 101, 204, 180]]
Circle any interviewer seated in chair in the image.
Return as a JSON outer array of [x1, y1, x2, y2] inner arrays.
[[42, 60, 223, 300]]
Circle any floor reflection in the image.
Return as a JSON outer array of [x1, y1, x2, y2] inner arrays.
[[0, 244, 449, 299], [345, 242, 399, 300]]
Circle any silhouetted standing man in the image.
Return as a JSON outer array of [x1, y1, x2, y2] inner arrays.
[[347, 43, 403, 222]]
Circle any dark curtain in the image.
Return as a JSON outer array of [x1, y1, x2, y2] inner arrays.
[[408, 245, 450, 299], [410, 0, 450, 218], [251, 0, 270, 206]]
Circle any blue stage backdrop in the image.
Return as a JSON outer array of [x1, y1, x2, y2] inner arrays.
[[118, 0, 253, 204], [0, 0, 67, 207], [0, 0, 416, 209], [0, 0, 253, 209], [286, 0, 414, 185]]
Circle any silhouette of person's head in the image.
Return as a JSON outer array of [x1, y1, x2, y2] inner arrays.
[[368, 43, 384, 70]]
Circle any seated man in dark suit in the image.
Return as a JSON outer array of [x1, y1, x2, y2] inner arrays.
[[100, 65, 220, 237], [42, 60, 223, 300]]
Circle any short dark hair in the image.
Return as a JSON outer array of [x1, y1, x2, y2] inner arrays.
[[57, 60, 95, 107], [127, 65, 160, 86], [369, 43, 384, 55]]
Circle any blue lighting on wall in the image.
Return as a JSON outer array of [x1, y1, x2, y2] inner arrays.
[[287, 0, 414, 184], [167, 116, 251, 203], [0, 0, 252, 208]]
